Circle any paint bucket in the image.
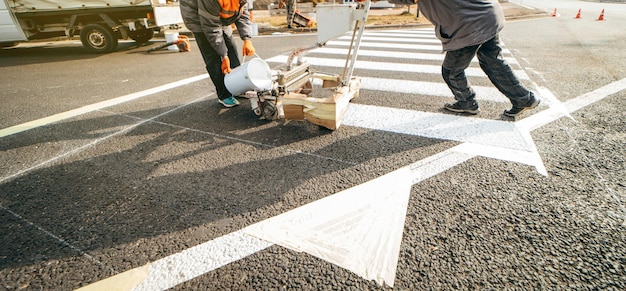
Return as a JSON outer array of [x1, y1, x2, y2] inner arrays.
[[164, 31, 179, 51], [224, 57, 272, 96]]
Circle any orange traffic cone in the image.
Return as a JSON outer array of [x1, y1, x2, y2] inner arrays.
[[597, 9, 605, 21], [551, 8, 557, 17], [575, 9, 581, 19]]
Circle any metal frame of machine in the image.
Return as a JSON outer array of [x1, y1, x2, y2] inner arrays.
[[243, 0, 371, 130]]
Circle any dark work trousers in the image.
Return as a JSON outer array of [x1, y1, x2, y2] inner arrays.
[[193, 31, 241, 100], [442, 35, 533, 107], [286, 0, 296, 26]]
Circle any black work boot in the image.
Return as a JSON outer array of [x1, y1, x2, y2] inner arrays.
[[444, 100, 480, 115], [504, 95, 541, 117]]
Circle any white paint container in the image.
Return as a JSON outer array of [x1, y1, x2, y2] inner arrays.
[[164, 31, 179, 51], [224, 58, 272, 96]]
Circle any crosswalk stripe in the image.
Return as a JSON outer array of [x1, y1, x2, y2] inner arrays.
[[303, 76, 507, 102], [338, 35, 442, 44], [361, 32, 435, 40], [305, 76, 508, 102], [310, 47, 520, 66], [357, 77, 508, 102], [325, 40, 513, 55], [265, 55, 529, 80], [371, 28, 435, 35], [326, 40, 444, 52], [342, 103, 533, 151]]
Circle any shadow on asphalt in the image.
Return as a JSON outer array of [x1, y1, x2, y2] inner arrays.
[[0, 98, 446, 272]]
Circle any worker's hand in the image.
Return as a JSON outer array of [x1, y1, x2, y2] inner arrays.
[[242, 39, 255, 57], [221, 56, 231, 74]]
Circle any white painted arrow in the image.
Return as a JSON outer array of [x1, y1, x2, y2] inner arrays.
[[244, 148, 476, 287], [245, 167, 414, 287]]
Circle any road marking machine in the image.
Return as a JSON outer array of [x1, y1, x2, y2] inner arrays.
[[230, 0, 371, 130]]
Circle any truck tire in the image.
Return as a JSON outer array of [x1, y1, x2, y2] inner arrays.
[[80, 23, 118, 54], [130, 29, 154, 45], [0, 42, 19, 48]]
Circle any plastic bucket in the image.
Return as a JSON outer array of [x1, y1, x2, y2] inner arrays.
[[164, 31, 179, 51], [224, 58, 272, 96]]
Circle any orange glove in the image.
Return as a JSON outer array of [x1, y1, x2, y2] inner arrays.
[[221, 56, 231, 74], [242, 39, 255, 57]]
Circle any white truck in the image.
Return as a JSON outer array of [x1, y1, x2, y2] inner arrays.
[[0, 0, 183, 53]]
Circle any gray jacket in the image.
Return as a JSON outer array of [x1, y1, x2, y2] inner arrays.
[[418, 0, 505, 51], [180, 0, 254, 57]]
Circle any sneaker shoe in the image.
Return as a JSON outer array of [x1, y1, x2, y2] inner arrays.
[[218, 96, 240, 108], [504, 96, 540, 117], [444, 100, 480, 115]]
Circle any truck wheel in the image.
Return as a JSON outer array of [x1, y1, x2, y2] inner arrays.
[[80, 24, 118, 54], [130, 29, 154, 45], [0, 42, 19, 48]]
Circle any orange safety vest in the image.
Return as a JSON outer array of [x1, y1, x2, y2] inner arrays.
[[217, 0, 241, 19]]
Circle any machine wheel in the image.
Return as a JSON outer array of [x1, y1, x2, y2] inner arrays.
[[129, 28, 154, 45], [80, 23, 118, 54], [261, 102, 278, 120]]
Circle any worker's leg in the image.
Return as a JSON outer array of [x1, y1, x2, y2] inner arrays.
[[223, 31, 241, 70], [442, 44, 480, 102], [476, 36, 534, 108], [193, 31, 231, 100], [441, 44, 481, 114]]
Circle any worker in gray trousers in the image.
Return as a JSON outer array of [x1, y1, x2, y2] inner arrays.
[[418, 0, 540, 117]]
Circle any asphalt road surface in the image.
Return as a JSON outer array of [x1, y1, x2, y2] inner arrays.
[[1, 1, 625, 290]]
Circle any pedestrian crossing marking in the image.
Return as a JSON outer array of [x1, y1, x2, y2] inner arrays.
[[347, 77, 509, 102], [325, 40, 513, 54], [310, 47, 519, 64], [255, 27, 547, 286], [265, 55, 530, 80], [73, 26, 626, 290], [342, 103, 534, 151]]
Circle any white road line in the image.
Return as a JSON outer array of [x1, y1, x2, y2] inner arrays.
[[374, 28, 435, 35], [327, 40, 445, 52], [325, 40, 513, 54], [307, 76, 508, 102], [342, 103, 533, 151], [0, 74, 209, 138], [517, 78, 626, 131], [338, 35, 442, 44], [310, 47, 520, 65], [0, 95, 207, 185], [73, 29, 626, 290], [355, 77, 509, 102], [266, 55, 529, 80], [76, 230, 272, 291], [360, 28, 436, 38]]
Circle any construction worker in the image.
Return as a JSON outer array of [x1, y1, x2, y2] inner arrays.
[[180, 0, 256, 107], [418, 0, 540, 117]]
